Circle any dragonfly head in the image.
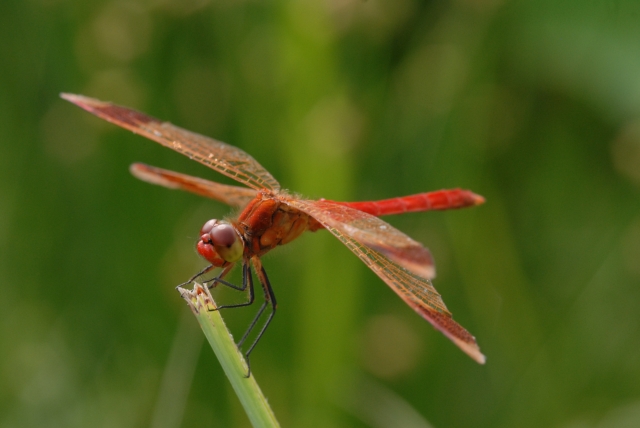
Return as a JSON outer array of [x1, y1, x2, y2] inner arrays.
[[196, 219, 244, 266]]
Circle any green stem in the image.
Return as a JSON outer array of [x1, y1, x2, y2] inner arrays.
[[178, 283, 280, 428]]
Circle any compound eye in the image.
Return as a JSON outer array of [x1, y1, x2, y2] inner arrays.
[[209, 223, 238, 248], [207, 222, 243, 263], [200, 219, 218, 236]]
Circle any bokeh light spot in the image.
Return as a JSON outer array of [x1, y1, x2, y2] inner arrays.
[[611, 121, 640, 187], [41, 100, 99, 165], [360, 314, 424, 379], [394, 44, 468, 118], [91, 1, 152, 63], [150, 0, 210, 16], [304, 96, 364, 158], [622, 218, 640, 279], [326, 0, 417, 39], [172, 65, 230, 134], [83, 68, 146, 112]]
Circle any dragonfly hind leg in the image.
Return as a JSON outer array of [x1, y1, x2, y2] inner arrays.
[[234, 256, 276, 377]]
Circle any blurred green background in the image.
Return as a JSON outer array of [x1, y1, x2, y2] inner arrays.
[[2, 0, 640, 427]]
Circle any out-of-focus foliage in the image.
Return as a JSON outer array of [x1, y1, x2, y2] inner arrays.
[[1, 0, 640, 427]]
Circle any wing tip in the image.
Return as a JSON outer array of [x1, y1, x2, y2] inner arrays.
[[451, 336, 486, 364], [129, 162, 147, 174], [129, 162, 155, 184], [128, 163, 181, 190], [60, 93, 160, 128], [412, 304, 486, 364], [435, 316, 486, 364], [129, 163, 148, 181], [60, 93, 103, 108]]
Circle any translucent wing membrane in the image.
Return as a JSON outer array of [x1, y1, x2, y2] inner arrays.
[[291, 198, 484, 363], [288, 199, 435, 279], [130, 163, 257, 208], [334, 230, 485, 363], [61, 94, 280, 191]]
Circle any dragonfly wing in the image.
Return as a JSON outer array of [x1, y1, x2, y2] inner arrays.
[[288, 199, 435, 279], [61, 93, 280, 191], [288, 198, 484, 363], [333, 231, 484, 363], [130, 163, 257, 208]]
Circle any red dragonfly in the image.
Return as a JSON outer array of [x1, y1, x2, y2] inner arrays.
[[62, 93, 486, 372]]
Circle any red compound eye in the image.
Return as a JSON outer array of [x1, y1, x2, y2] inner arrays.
[[196, 220, 243, 264], [209, 223, 237, 248], [200, 219, 218, 236]]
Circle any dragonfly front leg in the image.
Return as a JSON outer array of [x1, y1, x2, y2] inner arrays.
[[175, 264, 216, 289], [177, 263, 237, 290]]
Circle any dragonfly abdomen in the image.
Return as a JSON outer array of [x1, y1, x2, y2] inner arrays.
[[328, 189, 484, 217]]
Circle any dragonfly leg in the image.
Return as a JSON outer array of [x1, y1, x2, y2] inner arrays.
[[236, 271, 265, 348], [213, 262, 256, 310], [204, 264, 238, 289], [175, 264, 215, 289], [180, 263, 253, 311], [237, 256, 277, 377]]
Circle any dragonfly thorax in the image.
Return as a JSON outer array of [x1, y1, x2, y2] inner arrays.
[[197, 219, 244, 266]]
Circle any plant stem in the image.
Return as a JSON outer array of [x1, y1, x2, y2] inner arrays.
[[178, 283, 280, 428]]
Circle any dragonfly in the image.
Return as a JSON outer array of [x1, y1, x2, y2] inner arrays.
[[61, 93, 486, 374]]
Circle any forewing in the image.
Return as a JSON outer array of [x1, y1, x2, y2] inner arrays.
[[130, 163, 256, 208], [288, 199, 435, 279], [61, 93, 280, 191]]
